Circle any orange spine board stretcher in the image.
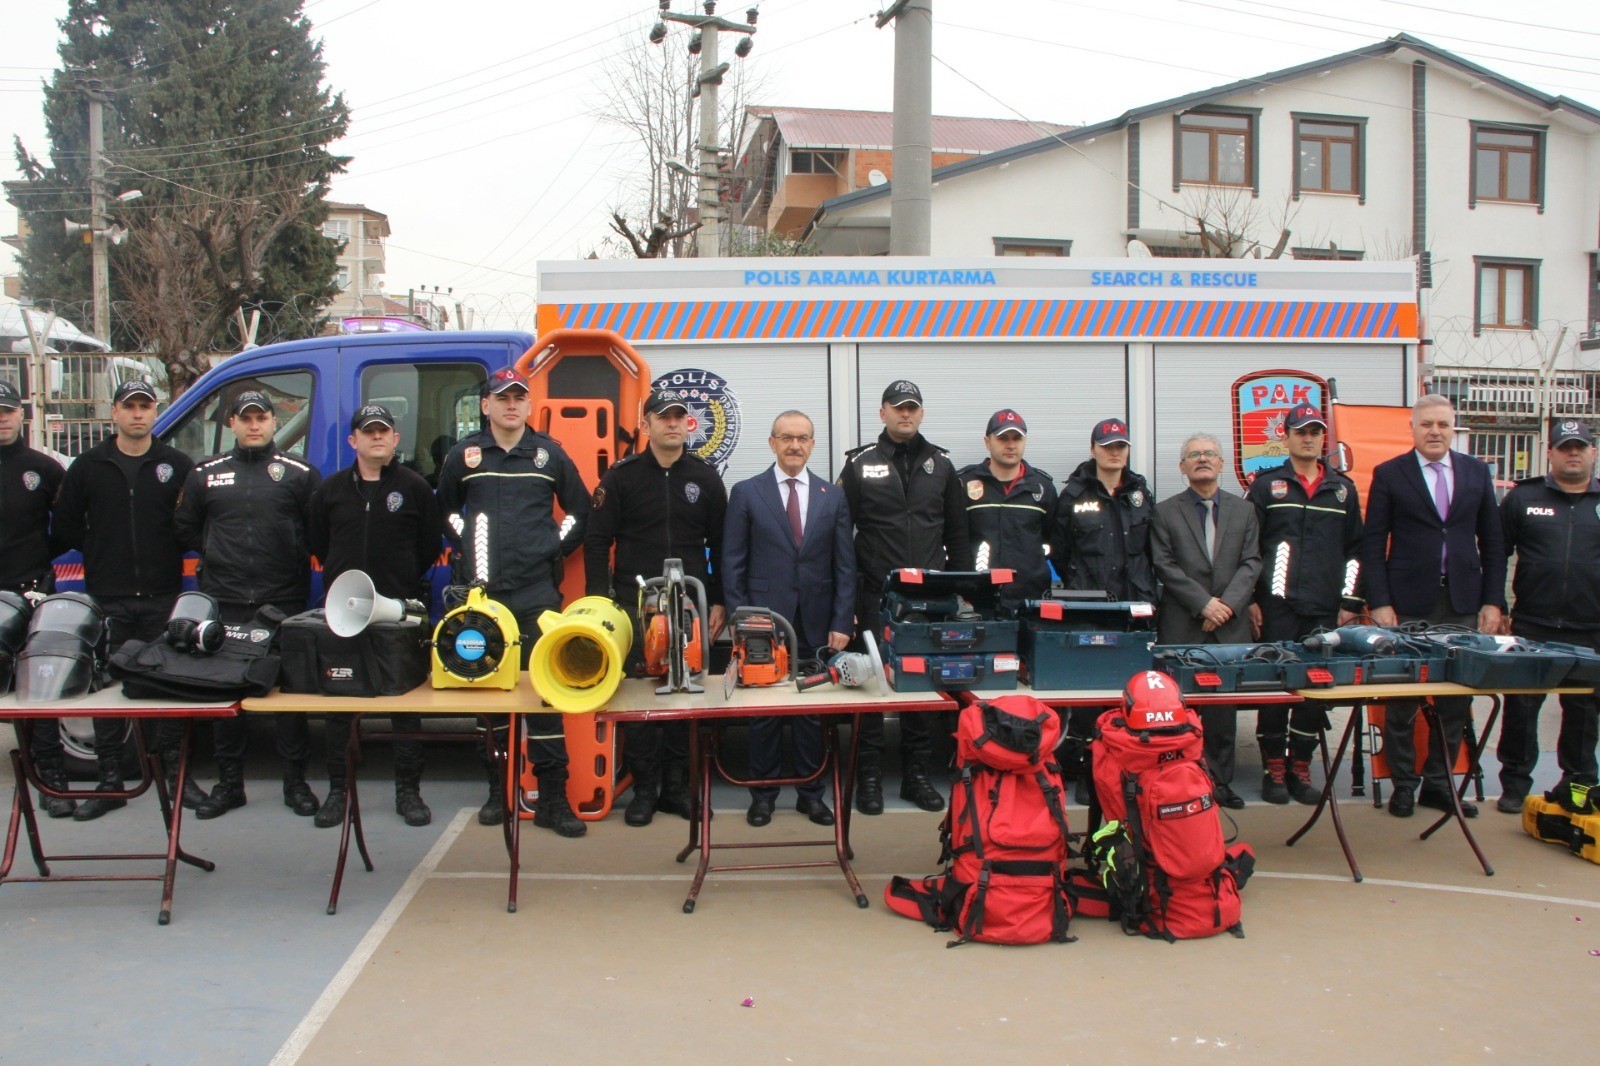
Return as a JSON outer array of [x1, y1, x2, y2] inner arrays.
[[511, 328, 652, 821]]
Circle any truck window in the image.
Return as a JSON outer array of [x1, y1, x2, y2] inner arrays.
[[164, 370, 315, 463], [360, 362, 487, 487]]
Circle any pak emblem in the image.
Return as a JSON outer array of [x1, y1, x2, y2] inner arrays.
[[966, 479, 983, 501], [464, 446, 481, 469], [1270, 480, 1287, 499]]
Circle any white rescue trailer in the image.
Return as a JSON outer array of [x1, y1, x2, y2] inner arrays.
[[535, 257, 1419, 497]]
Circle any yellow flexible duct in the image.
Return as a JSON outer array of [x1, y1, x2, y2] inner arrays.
[[530, 596, 634, 713]]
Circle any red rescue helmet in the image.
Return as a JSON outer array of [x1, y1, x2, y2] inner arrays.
[[1122, 670, 1186, 730]]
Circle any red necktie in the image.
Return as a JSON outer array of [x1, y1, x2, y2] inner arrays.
[[785, 477, 803, 546]]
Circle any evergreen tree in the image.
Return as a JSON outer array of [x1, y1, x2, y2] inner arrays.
[[8, 0, 350, 390]]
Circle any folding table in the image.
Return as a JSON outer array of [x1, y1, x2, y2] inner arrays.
[[0, 691, 238, 925], [241, 686, 528, 914], [586, 680, 958, 914]]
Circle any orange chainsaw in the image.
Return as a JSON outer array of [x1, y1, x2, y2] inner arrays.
[[637, 558, 709, 695]]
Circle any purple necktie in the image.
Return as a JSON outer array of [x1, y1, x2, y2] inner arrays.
[[1428, 461, 1449, 572], [785, 478, 804, 546]]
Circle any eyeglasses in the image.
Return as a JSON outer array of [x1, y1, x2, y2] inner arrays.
[[772, 434, 813, 445], [1184, 449, 1221, 461]]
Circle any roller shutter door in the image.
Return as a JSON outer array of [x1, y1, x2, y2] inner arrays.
[[1150, 344, 1406, 499], [637, 344, 832, 485], [857, 342, 1128, 481]]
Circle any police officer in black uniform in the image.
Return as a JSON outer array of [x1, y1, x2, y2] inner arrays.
[[838, 380, 970, 815], [0, 380, 70, 817], [51, 379, 195, 819], [1243, 403, 1363, 805], [1049, 416, 1157, 800], [1495, 419, 1600, 813], [585, 386, 727, 828], [309, 404, 441, 828], [957, 409, 1057, 607], [175, 389, 322, 820], [437, 368, 591, 836]]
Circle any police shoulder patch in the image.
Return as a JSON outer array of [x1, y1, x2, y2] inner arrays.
[[464, 446, 481, 469], [966, 479, 984, 501], [684, 481, 701, 504], [592, 485, 606, 509]]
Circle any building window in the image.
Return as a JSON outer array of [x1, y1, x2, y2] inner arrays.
[[335, 266, 351, 291], [1175, 110, 1255, 189], [1470, 124, 1544, 209], [1291, 247, 1365, 261], [1474, 257, 1538, 333], [789, 150, 844, 177], [1292, 114, 1365, 202], [993, 237, 1072, 257], [323, 219, 350, 245], [1582, 253, 1599, 352]]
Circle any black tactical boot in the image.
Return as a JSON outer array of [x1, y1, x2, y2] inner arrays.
[[196, 760, 247, 820], [314, 786, 347, 829], [394, 771, 431, 827], [1287, 759, 1321, 805], [164, 752, 207, 812], [656, 761, 694, 820], [533, 774, 586, 837], [35, 757, 76, 819], [1261, 757, 1290, 805], [899, 755, 946, 813], [72, 760, 128, 822], [855, 753, 885, 815], [282, 761, 319, 817], [478, 762, 505, 826], [624, 769, 660, 827]]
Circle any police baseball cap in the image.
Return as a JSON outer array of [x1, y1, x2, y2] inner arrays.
[[229, 390, 273, 417], [881, 380, 923, 408], [350, 403, 397, 432], [1284, 403, 1327, 431], [0, 380, 20, 410], [643, 388, 690, 417], [1551, 419, 1596, 447], [1091, 418, 1130, 446], [484, 367, 529, 396], [986, 409, 1027, 437], [113, 379, 159, 405]]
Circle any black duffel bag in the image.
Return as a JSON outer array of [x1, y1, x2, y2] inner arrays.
[[278, 609, 429, 698]]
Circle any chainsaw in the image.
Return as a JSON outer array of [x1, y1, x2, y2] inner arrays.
[[722, 607, 800, 698]]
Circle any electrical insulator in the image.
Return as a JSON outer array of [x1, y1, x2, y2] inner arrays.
[[734, 35, 752, 57], [648, 21, 667, 43], [687, 32, 702, 54], [746, 6, 758, 24]]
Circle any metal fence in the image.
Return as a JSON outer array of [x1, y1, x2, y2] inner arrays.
[[1432, 367, 1600, 423], [0, 353, 169, 458]]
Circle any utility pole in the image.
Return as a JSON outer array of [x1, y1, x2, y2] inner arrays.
[[650, 2, 758, 258], [72, 68, 114, 344], [877, 0, 933, 256]]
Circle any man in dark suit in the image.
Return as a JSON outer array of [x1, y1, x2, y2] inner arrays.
[[1150, 432, 1262, 807], [1362, 394, 1506, 818], [724, 410, 856, 828]]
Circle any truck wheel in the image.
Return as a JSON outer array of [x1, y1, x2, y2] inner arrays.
[[58, 719, 142, 780]]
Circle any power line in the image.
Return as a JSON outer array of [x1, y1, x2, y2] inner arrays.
[[1374, 0, 1600, 40]]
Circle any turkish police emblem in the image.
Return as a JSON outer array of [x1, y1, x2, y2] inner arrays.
[[651, 368, 741, 475], [268, 462, 285, 482], [22, 471, 39, 491], [922, 458, 934, 475], [966, 479, 983, 501], [1335, 484, 1348, 503], [1270, 479, 1288, 499], [684, 482, 701, 504], [386, 491, 403, 513], [1129, 490, 1144, 508], [535, 447, 549, 469], [1562, 420, 1581, 435], [1031, 484, 1044, 502], [250, 628, 271, 643], [157, 463, 173, 483], [592, 486, 606, 508]]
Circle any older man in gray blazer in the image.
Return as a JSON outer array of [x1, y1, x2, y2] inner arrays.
[[1150, 432, 1262, 807]]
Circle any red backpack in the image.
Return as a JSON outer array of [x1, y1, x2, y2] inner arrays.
[[885, 695, 1075, 946], [1084, 672, 1254, 941]]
